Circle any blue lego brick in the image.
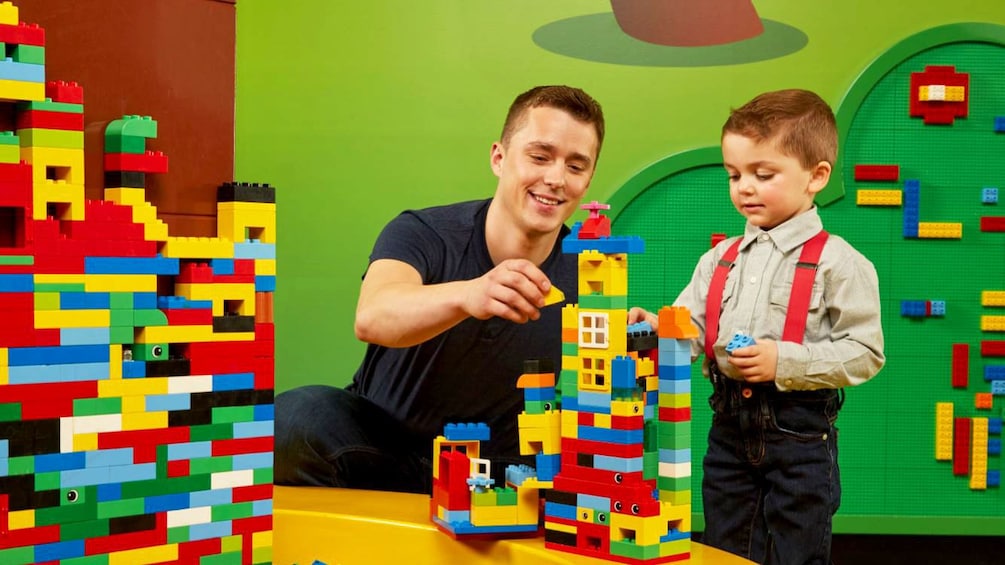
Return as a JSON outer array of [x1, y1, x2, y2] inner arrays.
[[661, 529, 691, 543], [658, 339, 692, 366], [84, 256, 179, 275], [85, 448, 132, 468], [8, 362, 110, 385], [60, 291, 111, 309], [989, 418, 1002, 435], [594, 454, 644, 473], [0, 59, 45, 82], [190, 520, 233, 542], [562, 234, 645, 255], [658, 363, 692, 382], [234, 420, 274, 439], [983, 187, 999, 204], [234, 452, 274, 471], [576, 391, 614, 412], [986, 366, 1005, 381], [995, 116, 1005, 133], [167, 441, 212, 461], [443, 422, 491, 441], [254, 404, 275, 421], [535, 454, 560, 482], [145, 392, 192, 412], [211, 258, 235, 275], [930, 300, 946, 317], [988, 438, 1001, 456], [252, 498, 273, 516], [991, 381, 1005, 396], [627, 321, 654, 334], [560, 394, 578, 411], [35, 451, 86, 473], [612, 355, 637, 389], [432, 515, 538, 536], [523, 386, 555, 402], [145, 492, 191, 513], [234, 241, 276, 259], [255, 275, 276, 292], [96, 483, 122, 502], [725, 331, 756, 353], [122, 361, 145, 378], [191, 488, 231, 507], [60, 327, 111, 345], [577, 493, 610, 512], [134, 292, 158, 309], [659, 448, 692, 464], [544, 501, 577, 520], [213, 372, 256, 391], [0, 273, 33, 292], [988, 470, 1001, 488], [60, 466, 111, 488], [658, 378, 691, 394], [578, 425, 643, 444], [900, 300, 927, 318], [34, 539, 85, 562]]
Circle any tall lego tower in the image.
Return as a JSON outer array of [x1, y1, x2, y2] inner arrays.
[[543, 202, 695, 564]]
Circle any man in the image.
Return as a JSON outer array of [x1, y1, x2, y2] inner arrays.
[[275, 85, 605, 492]]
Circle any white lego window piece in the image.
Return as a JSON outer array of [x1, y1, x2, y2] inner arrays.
[[579, 312, 608, 348]]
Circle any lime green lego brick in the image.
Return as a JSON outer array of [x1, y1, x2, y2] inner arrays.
[[8, 456, 33, 475], [190, 455, 233, 475], [200, 552, 243, 565], [658, 392, 691, 409], [106, 115, 158, 139], [109, 293, 133, 309], [0, 143, 18, 163], [134, 308, 168, 326], [472, 490, 495, 506], [221, 535, 243, 553], [60, 517, 110, 541], [105, 134, 148, 154], [611, 539, 662, 560], [73, 397, 122, 416], [12, 44, 44, 65], [35, 282, 85, 292], [0, 402, 22, 421], [561, 341, 579, 356], [110, 325, 133, 344], [168, 526, 190, 544], [253, 466, 273, 484], [16, 128, 83, 149], [0, 546, 35, 565], [34, 291, 59, 309], [133, 342, 168, 361], [579, 293, 628, 309], [190, 423, 234, 442], [212, 405, 256, 424], [97, 497, 145, 519], [17, 98, 84, 114], [212, 502, 254, 522], [61, 555, 109, 565], [253, 546, 272, 564]]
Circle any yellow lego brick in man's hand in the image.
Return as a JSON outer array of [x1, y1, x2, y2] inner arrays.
[[543, 285, 565, 306]]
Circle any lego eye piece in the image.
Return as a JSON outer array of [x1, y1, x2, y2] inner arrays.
[[614, 501, 623, 511], [598, 512, 607, 523], [152, 345, 164, 358], [633, 404, 640, 413], [614, 473, 623, 484], [582, 510, 589, 520], [631, 504, 640, 515], [544, 402, 552, 411], [66, 490, 79, 502]]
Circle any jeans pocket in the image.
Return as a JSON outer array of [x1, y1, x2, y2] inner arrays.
[[767, 394, 833, 441]]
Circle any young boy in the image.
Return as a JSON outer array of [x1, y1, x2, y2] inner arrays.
[[674, 89, 885, 564]]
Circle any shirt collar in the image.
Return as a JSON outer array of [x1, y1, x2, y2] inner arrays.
[[738, 207, 824, 254]]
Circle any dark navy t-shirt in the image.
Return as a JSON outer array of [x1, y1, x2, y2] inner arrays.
[[348, 199, 577, 459]]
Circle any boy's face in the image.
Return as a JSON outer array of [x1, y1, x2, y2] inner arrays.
[[722, 132, 831, 230], [490, 106, 598, 237]]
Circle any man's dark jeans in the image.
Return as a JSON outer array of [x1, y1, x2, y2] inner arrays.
[[702, 377, 843, 565]]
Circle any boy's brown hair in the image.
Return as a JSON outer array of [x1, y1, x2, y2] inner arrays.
[[500, 85, 606, 157], [722, 89, 837, 169]]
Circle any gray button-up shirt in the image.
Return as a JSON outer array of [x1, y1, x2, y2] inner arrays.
[[674, 207, 885, 391]]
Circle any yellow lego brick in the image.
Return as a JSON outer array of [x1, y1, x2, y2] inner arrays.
[[982, 290, 1005, 307], [0, 347, 7, 385], [130, 202, 158, 223], [86, 274, 157, 293], [856, 189, 902, 206], [576, 507, 594, 523], [917, 222, 962, 239], [108, 344, 122, 380], [516, 484, 540, 525], [108, 543, 179, 565], [122, 411, 167, 431], [136, 324, 255, 344], [35, 273, 85, 284], [935, 402, 954, 461], [562, 355, 578, 371], [660, 538, 692, 558], [561, 409, 579, 439], [34, 309, 110, 329], [72, 432, 98, 452], [104, 187, 147, 205], [637, 358, 655, 379], [8, 509, 35, 530], [946, 85, 966, 101], [562, 304, 579, 329], [122, 395, 146, 413], [175, 282, 255, 316], [253, 546, 273, 564], [517, 411, 561, 455], [0, 2, 19, 25], [658, 392, 691, 409], [593, 413, 611, 429], [542, 285, 565, 306], [32, 180, 85, 221], [0, 78, 44, 101], [660, 501, 691, 531], [611, 399, 644, 417], [610, 512, 668, 546], [659, 489, 692, 507], [99, 377, 169, 398], [578, 251, 628, 296], [218, 201, 277, 244], [23, 145, 85, 186], [470, 503, 519, 526], [545, 520, 577, 535], [255, 258, 277, 276], [161, 236, 235, 259], [252, 529, 273, 549], [980, 315, 1005, 331]]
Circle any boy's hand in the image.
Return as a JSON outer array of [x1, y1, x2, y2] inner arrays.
[[628, 307, 658, 327], [727, 339, 778, 383]]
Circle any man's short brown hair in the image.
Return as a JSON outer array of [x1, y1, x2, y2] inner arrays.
[[722, 89, 837, 169], [500, 85, 605, 157]]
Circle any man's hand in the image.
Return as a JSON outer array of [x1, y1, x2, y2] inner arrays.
[[627, 307, 658, 327], [463, 259, 553, 323], [727, 339, 778, 383]]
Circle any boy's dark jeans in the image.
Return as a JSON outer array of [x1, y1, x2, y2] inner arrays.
[[702, 375, 843, 565]]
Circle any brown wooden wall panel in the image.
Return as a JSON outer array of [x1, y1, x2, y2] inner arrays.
[[12, 0, 236, 236]]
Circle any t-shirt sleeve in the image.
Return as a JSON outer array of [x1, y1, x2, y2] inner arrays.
[[365, 211, 446, 284]]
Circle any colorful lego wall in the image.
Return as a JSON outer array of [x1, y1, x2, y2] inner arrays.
[[233, 1, 1005, 534]]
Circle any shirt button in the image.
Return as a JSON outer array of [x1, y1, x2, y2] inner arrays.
[[749, 276, 757, 284], [786, 379, 793, 386], [759, 234, 769, 242], [741, 387, 753, 398]]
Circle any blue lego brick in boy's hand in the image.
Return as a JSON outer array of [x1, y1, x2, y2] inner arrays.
[[725, 331, 756, 354]]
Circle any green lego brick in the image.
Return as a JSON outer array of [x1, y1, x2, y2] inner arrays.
[[0, 402, 21, 421], [133, 342, 168, 361], [35, 491, 96, 525], [108, 309, 133, 327], [561, 341, 579, 356], [60, 517, 110, 541], [496, 487, 518, 505], [592, 510, 609, 525], [110, 325, 134, 344], [0, 254, 30, 265], [73, 397, 122, 416], [134, 308, 168, 326], [657, 475, 691, 492], [644, 451, 658, 479], [521, 399, 547, 415], [16, 128, 83, 149], [61, 555, 109, 565], [97, 497, 145, 519], [17, 98, 84, 114], [190, 423, 234, 442], [120, 475, 211, 499], [611, 539, 662, 560], [168, 526, 190, 544], [212, 501, 254, 521], [35, 282, 85, 292], [8, 456, 33, 475], [0, 130, 19, 145], [201, 552, 243, 565], [579, 293, 628, 310], [104, 134, 148, 154], [0, 546, 34, 565], [212, 405, 256, 424], [35, 470, 60, 490], [253, 467, 273, 484], [105, 115, 157, 139], [644, 420, 658, 451], [190, 455, 233, 475], [11, 44, 44, 65], [109, 292, 133, 309]]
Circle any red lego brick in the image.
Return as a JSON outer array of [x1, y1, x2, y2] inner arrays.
[[174, 538, 222, 563], [231, 515, 271, 536], [167, 459, 190, 478], [853, 164, 899, 182], [85, 512, 167, 555], [15, 109, 84, 131], [232, 483, 272, 503], [952, 343, 969, 388], [910, 65, 969, 125], [658, 406, 692, 422], [165, 308, 213, 325], [104, 151, 168, 173], [578, 412, 595, 427], [211, 436, 273, 457], [178, 262, 214, 283], [45, 80, 84, 104], [440, 449, 472, 511], [0, 524, 60, 549], [710, 233, 727, 248], [99, 427, 190, 462], [0, 22, 44, 46], [254, 323, 275, 341], [953, 417, 970, 476], [982, 341, 1005, 357], [561, 437, 644, 458], [610, 414, 645, 430], [980, 216, 1005, 232]]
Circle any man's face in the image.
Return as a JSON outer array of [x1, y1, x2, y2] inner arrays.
[[490, 106, 599, 237]]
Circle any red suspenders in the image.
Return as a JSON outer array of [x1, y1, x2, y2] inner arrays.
[[704, 230, 829, 360]]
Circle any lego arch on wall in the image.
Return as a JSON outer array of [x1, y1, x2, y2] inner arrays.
[[606, 22, 1005, 534]]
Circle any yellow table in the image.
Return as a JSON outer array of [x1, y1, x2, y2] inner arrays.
[[273, 486, 754, 565]]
